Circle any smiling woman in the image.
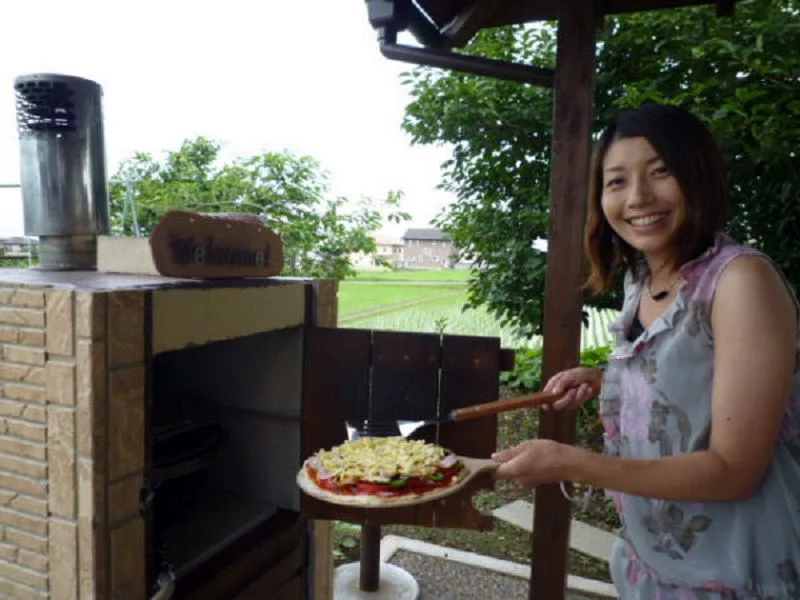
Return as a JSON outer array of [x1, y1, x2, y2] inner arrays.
[[585, 103, 728, 297], [493, 103, 800, 599], [599, 137, 687, 277]]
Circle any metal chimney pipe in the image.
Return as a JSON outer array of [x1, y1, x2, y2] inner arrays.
[[14, 73, 110, 270]]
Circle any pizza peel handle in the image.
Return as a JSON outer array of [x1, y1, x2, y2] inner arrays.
[[296, 456, 499, 509], [451, 382, 602, 421], [450, 390, 560, 421]]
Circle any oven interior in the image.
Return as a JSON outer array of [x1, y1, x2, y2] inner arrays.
[[146, 326, 304, 585]]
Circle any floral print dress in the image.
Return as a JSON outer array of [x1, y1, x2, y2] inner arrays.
[[601, 235, 800, 599]]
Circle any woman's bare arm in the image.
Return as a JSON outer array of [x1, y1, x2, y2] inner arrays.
[[497, 255, 796, 502]]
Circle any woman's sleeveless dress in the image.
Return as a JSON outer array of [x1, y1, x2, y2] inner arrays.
[[600, 235, 800, 599]]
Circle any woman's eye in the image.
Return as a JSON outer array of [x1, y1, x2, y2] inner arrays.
[[651, 165, 670, 176], [605, 177, 625, 188]]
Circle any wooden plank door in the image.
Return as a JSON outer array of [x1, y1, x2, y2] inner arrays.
[[301, 327, 508, 529]]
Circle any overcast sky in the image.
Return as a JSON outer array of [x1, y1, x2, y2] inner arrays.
[[0, 0, 457, 237]]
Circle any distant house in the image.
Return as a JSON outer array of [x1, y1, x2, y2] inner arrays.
[[374, 235, 404, 267], [0, 236, 36, 256], [401, 228, 456, 269], [0, 236, 37, 265], [349, 235, 404, 269]]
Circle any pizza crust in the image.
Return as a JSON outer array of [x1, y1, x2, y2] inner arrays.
[[296, 459, 474, 508]]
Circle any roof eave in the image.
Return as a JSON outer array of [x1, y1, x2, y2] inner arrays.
[[399, 0, 737, 49]]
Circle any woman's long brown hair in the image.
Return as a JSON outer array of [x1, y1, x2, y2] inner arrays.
[[583, 103, 730, 295]]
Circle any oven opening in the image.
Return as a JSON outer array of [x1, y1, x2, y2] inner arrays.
[[147, 326, 304, 585]]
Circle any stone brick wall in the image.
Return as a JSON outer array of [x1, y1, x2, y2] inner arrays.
[[102, 291, 146, 600], [0, 284, 147, 600], [0, 284, 49, 599], [0, 275, 327, 600]]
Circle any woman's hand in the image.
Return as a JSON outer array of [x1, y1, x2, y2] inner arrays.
[[542, 367, 603, 411], [492, 439, 580, 488]]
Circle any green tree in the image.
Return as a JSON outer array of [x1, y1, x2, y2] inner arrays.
[[402, 0, 799, 336], [109, 138, 410, 279]]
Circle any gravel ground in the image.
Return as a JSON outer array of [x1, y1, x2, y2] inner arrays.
[[388, 550, 602, 600]]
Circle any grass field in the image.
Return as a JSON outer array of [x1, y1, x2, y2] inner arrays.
[[339, 271, 618, 350], [338, 283, 463, 318], [349, 268, 471, 282], [343, 293, 531, 347], [334, 268, 619, 582]]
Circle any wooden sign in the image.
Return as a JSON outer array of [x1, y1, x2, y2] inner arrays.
[[149, 210, 284, 279]]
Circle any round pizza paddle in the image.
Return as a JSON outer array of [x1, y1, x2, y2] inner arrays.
[[297, 393, 548, 508], [296, 455, 498, 508], [299, 385, 600, 508]]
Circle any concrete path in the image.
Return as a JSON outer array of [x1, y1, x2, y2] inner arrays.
[[492, 499, 620, 563], [340, 499, 622, 599], [380, 535, 618, 599]]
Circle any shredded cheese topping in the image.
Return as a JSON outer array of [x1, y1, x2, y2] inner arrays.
[[315, 437, 448, 484]]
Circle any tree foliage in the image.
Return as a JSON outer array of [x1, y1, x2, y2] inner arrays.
[[109, 138, 410, 279], [401, 0, 799, 336]]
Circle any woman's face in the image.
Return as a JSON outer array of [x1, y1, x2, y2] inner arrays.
[[600, 136, 687, 269]]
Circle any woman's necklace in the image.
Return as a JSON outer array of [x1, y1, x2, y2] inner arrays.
[[647, 275, 682, 302]]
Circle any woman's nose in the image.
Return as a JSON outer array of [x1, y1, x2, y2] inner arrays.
[[626, 176, 651, 207]]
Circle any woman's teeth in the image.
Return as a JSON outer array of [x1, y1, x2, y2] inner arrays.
[[629, 214, 665, 226]]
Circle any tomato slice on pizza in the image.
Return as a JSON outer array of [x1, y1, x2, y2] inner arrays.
[[303, 437, 465, 501]]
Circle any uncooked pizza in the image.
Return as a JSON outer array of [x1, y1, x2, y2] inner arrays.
[[299, 437, 466, 506]]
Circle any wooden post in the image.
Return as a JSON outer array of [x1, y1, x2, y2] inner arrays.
[[530, 2, 597, 599], [359, 524, 382, 591], [308, 279, 339, 600]]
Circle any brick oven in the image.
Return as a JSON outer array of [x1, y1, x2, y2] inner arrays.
[[0, 269, 337, 599], [4, 71, 512, 600]]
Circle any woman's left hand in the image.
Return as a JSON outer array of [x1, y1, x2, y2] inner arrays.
[[492, 439, 577, 488]]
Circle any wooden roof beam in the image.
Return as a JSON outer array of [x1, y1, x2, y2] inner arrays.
[[378, 30, 556, 87], [440, 0, 512, 48], [366, 1, 556, 88], [410, 0, 735, 37], [601, 0, 735, 15]]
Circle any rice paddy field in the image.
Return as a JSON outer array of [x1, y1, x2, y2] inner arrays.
[[339, 269, 618, 350], [334, 269, 621, 582]]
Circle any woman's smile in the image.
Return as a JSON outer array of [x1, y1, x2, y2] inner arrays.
[[626, 212, 670, 230], [601, 136, 687, 267]]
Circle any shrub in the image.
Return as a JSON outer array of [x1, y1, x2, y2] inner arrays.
[[501, 344, 612, 394], [501, 344, 613, 449], [500, 346, 544, 391]]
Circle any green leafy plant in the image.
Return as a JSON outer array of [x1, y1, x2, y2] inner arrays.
[[579, 345, 612, 370], [402, 0, 800, 336], [574, 345, 613, 447], [500, 346, 543, 391], [332, 522, 361, 564], [433, 315, 449, 336], [501, 344, 612, 394], [500, 344, 613, 447]]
